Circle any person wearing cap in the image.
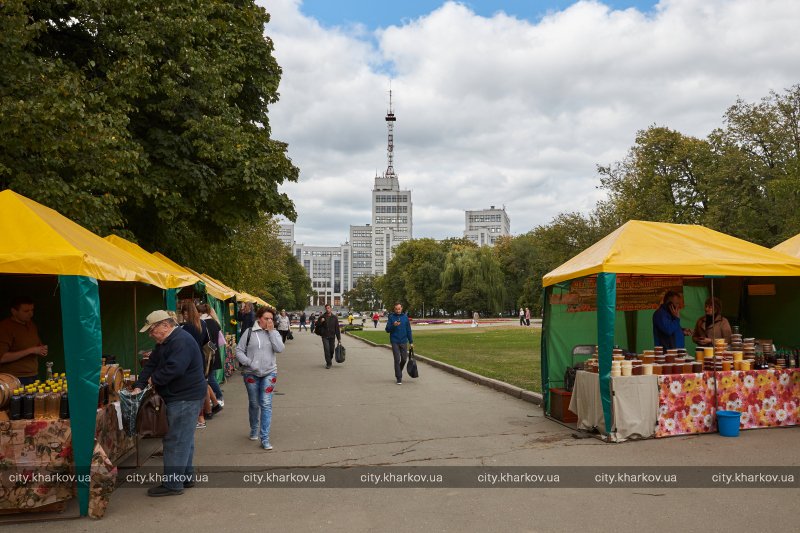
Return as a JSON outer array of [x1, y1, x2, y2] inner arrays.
[[132, 310, 207, 497]]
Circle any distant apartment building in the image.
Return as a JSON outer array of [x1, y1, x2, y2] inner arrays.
[[463, 206, 510, 246], [277, 223, 294, 249], [293, 243, 351, 307]]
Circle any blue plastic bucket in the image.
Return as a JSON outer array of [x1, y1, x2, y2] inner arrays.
[[717, 410, 741, 437]]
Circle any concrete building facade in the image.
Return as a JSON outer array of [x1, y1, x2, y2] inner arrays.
[[463, 205, 510, 246]]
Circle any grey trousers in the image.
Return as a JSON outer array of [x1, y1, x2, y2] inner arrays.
[[391, 342, 408, 381]]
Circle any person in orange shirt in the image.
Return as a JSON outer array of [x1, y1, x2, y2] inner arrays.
[[0, 296, 48, 385]]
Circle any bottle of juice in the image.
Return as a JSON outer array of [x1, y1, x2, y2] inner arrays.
[[46, 387, 60, 419], [34, 388, 46, 419]]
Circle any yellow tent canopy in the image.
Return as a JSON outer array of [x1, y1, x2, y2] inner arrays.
[[151, 252, 236, 301], [543, 220, 800, 287], [773, 234, 800, 258], [104, 235, 199, 288], [0, 189, 184, 287]]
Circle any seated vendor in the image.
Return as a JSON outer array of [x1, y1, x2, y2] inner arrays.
[[0, 296, 48, 385], [692, 297, 733, 347], [652, 290, 692, 349]]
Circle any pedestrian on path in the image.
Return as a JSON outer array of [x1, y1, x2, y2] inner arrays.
[[372, 311, 380, 328], [315, 304, 341, 368], [236, 306, 284, 450], [525, 307, 531, 327], [385, 302, 413, 385], [471, 311, 479, 328], [132, 310, 207, 496], [299, 311, 307, 331], [519, 307, 525, 326], [276, 309, 290, 343]]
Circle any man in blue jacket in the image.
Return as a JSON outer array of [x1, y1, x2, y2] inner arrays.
[[385, 302, 413, 385], [652, 291, 692, 349], [133, 310, 207, 497]]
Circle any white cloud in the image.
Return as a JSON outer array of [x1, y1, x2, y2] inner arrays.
[[262, 0, 800, 246]]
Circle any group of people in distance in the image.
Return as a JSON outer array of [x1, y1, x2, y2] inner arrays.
[[653, 291, 732, 349]]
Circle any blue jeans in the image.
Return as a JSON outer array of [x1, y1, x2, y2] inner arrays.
[[244, 372, 277, 444], [163, 398, 205, 490], [208, 371, 223, 400]]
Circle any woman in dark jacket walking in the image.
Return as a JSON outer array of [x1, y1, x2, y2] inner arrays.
[[198, 303, 224, 407]]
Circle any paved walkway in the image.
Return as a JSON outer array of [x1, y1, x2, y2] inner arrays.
[[14, 328, 799, 532]]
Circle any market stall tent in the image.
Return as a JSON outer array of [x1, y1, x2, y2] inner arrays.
[[0, 189, 191, 515], [542, 220, 800, 436], [773, 234, 800, 258]]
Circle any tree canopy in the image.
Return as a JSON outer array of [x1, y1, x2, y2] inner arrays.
[[0, 0, 302, 305], [0, 0, 298, 260]]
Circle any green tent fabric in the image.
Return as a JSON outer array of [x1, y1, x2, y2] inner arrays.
[[597, 273, 616, 434], [59, 275, 101, 517], [99, 283, 163, 369]]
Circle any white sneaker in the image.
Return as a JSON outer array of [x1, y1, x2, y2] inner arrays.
[[218, 399, 224, 407], [249, 434, 259, 441]]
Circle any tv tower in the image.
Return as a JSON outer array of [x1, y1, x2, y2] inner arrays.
[[384, 89, 397, 179]]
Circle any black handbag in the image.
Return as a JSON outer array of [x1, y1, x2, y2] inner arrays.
[[335, 343, 346, 363], [287, 330, 294, 340], [407, 347, 419, 378]]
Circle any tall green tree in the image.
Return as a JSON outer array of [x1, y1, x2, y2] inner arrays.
[[344, 275, 382, 312], [440, 246, 506, 316], [0, 0, 298, 261]]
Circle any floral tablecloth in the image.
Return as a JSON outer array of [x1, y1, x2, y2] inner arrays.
[[656, 369, 800, 437], [0, 404, 131, 518]]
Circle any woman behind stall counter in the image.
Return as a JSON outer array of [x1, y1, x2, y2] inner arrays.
[[692, 297, 733, 347]]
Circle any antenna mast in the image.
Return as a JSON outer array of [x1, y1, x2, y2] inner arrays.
[[385, 89, 396, 178]]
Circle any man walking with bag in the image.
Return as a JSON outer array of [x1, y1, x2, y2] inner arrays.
[[315, 304, 341, 369], [385, 302, 413, 385], [132, 310, 207, 497]]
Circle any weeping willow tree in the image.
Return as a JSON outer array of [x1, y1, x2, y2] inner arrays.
[[439, 246, 506, 316]]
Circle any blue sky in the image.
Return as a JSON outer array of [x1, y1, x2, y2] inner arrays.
[[299, 0, 658, 29], [265, 0, 800, 246]]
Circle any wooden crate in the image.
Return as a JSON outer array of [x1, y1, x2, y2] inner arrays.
[[549, 388, 577, 423]]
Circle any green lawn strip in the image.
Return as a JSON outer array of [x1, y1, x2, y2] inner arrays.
[[349, 326, 542, 393]]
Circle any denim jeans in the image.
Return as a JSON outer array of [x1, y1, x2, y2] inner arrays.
[[322, 337, 336, 365], [244, 372, 277, 444], [207, 371, 223, 400], [391, 342, 408, 381], [163, 398, 205, 490]]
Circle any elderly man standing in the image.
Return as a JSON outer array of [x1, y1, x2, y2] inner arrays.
[[132, 310, 207, 497]]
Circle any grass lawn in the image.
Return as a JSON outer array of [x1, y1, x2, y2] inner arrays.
[[349, 325, 542, 393]]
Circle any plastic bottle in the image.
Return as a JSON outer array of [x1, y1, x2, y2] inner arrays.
[[34, 388, 46, 419], [46, 387, 60, 419], [9, 388, 23, 420], [22, 387, 35, 419], [59, 388, 70, 419]]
